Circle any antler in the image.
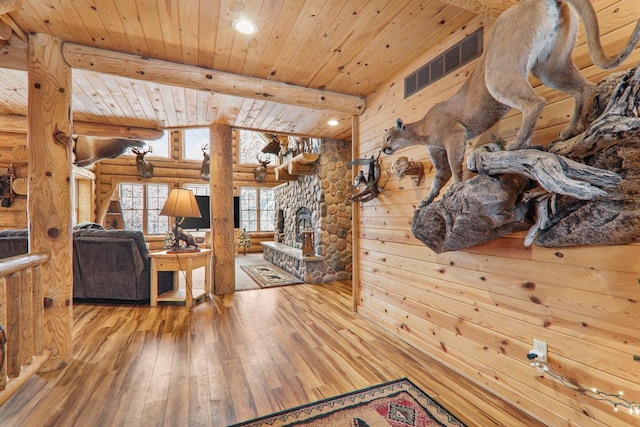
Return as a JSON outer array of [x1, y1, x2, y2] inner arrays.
[[132, 145, 153, 156], [256, 153, 271, 166]]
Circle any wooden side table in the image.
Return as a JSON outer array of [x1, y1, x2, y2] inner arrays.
[[149, 249, 211, 307]]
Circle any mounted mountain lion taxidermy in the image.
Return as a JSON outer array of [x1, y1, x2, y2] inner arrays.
[[381, 0, 640, 207]]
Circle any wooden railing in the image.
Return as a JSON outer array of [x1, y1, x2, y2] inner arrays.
[[0, 252, 50, 405]]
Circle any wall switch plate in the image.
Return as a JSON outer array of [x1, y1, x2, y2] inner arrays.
[[533, 339, 548, 363]]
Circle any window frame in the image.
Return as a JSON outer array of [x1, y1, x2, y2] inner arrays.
[[119, 182, 171, 235], [122, 130, 171, 159], [237, 129, 278, 166], [239, 186, 275, 233], [182, 128, 211, 161], [183, 183, 210, 196]]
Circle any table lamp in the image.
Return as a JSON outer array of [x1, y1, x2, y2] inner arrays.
[[160, 188, 202, 252]]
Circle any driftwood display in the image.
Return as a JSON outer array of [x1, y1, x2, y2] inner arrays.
[[412, 65, 640, 253]]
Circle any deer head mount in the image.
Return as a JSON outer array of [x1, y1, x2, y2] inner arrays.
[[201, 144, 210, 180], [261, 133, 281, 155], [73, 136, 146, 167], [254, 154, 271, 182], [131, 146, 154, 178]]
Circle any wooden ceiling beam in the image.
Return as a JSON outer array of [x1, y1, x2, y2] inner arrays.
[[75, 122, 164, 140], [61, 41, 366, 116], [0, 0, 27, 42], [0, 114, 165, 139], [0, 0, 20, 15], [441, 0, 518, 17], [0, 14, 26, 42], [0, 33, 27, 70]]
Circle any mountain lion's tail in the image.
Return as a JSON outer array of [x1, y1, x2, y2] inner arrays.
[[565, 0, 640, 69]]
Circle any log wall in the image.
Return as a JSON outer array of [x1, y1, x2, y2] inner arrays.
[[0, 127, 278, 245], [356, 3, 640, 426], [97, 129, 277, 246], [0, 132, 27, 229]]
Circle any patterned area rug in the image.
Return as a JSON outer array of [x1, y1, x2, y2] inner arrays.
[[240, 264, 303, 288], [230, 378, 467, 427]]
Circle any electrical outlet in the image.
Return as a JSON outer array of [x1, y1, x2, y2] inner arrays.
[[533, 339, 548, 363]]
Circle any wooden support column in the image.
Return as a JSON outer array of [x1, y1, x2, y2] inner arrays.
[[27, 33, 73, 371], [210, 124, 235, 296]]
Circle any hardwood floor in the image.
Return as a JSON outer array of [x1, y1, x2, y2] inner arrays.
[[0, 281, 543, 426]]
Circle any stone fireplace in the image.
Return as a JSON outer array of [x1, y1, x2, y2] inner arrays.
[[263, 138, 352, 283], [295, 207, 312, 242]]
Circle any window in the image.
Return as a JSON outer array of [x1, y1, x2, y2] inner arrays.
[[240, 187, 275, 232], [120, 183, 170, 234], [183, 183, 210, 196], [124, 130, 170, 158], [238, 130, 277, 165], [183, 128, 210, 161], [145, 130, 170, 158]]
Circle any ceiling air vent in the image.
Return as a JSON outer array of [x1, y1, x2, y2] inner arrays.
[[404, 27, 483, 99]]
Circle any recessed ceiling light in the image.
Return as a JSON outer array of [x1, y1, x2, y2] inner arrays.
[[327, 119, 339, 126], [232, 19, 257, 35]]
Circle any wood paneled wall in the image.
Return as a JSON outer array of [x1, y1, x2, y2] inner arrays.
[[356, 3, 640, 426]]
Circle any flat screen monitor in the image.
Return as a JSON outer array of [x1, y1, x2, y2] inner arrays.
[[179, 195, 240, 230], [180, 195, 210, 231]]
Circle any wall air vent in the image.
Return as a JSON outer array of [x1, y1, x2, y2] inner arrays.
[[404, 27, 483, 99]]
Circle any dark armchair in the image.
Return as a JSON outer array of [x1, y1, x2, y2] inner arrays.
[[0, 228, 173, 302], [73, 229, 174, 301]]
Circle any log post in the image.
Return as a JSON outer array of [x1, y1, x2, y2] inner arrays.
[[32, 265, 43, 356], [19, 270, 32, 366], [210, 124, 235, 295], [27, 33, 73, 371], [0, 277, 5, 389], [6, 272, 20, 378]]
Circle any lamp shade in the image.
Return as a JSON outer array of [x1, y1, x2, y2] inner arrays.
[[160, 189, 202, 218]]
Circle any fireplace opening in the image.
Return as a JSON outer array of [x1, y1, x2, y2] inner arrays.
[[295, 207, 312, 242]]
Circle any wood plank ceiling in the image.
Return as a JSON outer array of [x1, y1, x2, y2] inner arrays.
[[0, 0, 516, 140]]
